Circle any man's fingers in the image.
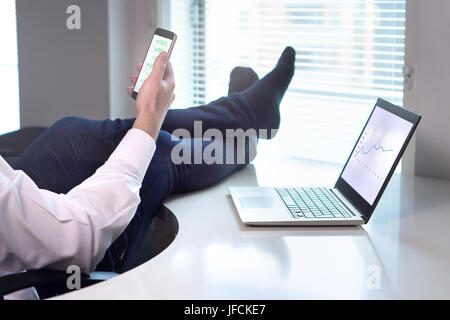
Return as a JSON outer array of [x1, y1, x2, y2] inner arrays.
[[127, 87, 133, 96], [137, 63, 143, 72], [148, 52, 169, 83], [130, 75, 138, 84], [163, 62, 175, 83], [163, 62, 176, 92]]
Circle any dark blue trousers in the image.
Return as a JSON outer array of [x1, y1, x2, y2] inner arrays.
[[13, 92, 258, 273]]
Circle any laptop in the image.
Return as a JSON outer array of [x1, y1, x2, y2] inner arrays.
[[230, 98, 421, 226]]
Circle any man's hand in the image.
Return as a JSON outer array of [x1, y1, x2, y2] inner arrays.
[[128, 52, 176, 140]]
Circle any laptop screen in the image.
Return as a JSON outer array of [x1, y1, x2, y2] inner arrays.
[[335, 98, 421, 222], [340, 106, 413, 205]]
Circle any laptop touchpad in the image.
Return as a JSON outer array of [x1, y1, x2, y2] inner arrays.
[[239, 196, 278, 209]]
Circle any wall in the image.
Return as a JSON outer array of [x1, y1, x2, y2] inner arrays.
[[108, 0, 166, 120], [108, 0, 159, 120], [16, 0, 161, 127], [16, 0, 110, 127], [404, 0, 450, 179]]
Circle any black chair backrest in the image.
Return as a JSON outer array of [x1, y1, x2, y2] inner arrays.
[[0, 127, 48, 165]]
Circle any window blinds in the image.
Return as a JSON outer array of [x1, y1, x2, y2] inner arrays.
[[169, 0, 406, 165]]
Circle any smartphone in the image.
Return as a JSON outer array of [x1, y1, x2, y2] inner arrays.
[[132, 28, 177, 99]]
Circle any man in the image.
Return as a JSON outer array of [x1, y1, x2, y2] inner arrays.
[[0, 47, 296, 299]]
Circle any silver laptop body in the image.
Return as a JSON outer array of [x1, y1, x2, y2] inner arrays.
[[229, 99, 422, 226], [229, 186, 365, 226]]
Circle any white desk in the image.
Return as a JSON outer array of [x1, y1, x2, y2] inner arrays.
[[56, 156, 450, 299]]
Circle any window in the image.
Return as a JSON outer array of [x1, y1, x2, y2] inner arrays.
[[0, 0, 20, 135], [169, 0, 405, 166]]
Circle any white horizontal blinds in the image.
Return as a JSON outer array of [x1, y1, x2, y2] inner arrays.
[[169, 0, 194, 109], [170, 0, 207, 109], [0, 0, 20, 134], [191, 0, 206, 105], [170, 0, 406, 165]]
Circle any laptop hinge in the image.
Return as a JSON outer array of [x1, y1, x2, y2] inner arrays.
[[330, 188, 364, 219]]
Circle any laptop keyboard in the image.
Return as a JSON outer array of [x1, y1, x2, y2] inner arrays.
[[275, 187, 352, 219]]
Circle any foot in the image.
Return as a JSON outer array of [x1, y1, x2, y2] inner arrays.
[[228, 67, 259, 94], [242, 46, 296, 139]]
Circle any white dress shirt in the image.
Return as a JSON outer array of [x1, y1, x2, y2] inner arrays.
[[0, 128, 156, 299]]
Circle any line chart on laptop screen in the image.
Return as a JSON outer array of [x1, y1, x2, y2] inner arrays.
[[341, 107, 413, 205]]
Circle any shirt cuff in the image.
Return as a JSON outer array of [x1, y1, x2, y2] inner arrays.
[[109, 128, 157, 179]]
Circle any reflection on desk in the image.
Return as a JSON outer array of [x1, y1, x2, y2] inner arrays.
[[56, 157, 450, 299]]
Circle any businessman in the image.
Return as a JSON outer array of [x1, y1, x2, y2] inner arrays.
[[0, 47, 296, 298]]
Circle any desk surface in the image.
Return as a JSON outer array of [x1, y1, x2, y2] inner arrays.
[[57, 155, 450, 299]]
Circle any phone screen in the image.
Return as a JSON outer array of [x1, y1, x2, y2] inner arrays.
[[134, 34, 174, 93]]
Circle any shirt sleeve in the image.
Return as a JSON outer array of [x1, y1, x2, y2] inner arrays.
[[0, 128, 156, 274]]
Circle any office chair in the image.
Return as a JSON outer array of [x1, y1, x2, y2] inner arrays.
[[0, 127, 48, 165], [0, 127, 179, 299], [0, 206, 177, 299], [0, 127, 117, 299], [0, 270, 116, 300]]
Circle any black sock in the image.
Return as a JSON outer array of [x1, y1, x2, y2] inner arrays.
[[228, 67, 259, 94], [242, 47, 296, 138]]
